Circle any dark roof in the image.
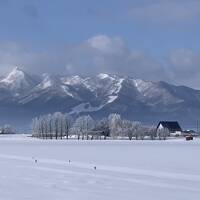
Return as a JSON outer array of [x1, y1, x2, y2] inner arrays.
[[157, 121, 182, 132]]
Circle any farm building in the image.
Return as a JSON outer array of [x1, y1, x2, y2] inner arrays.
[[156, 121, 182, 137]]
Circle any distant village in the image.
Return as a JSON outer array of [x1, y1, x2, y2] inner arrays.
[[31, 112, 198, 141]]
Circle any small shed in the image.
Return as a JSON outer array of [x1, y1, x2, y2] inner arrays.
[[156, 121, 182, 136]]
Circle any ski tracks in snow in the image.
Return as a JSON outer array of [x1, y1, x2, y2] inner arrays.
[[0, 153, 200, 193]]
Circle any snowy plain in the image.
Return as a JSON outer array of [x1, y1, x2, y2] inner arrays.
[[0, 135, 200, 200]]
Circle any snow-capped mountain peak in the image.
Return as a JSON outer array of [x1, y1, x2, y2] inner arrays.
[[62, 75, 85, 85], [30, 74, 75, 99], [0, 67, 37, 96], [1, 67, 26, 84], [0, 68, 199, 126]]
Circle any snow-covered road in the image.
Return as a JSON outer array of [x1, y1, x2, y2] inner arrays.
[[0, 135, 200, 200]]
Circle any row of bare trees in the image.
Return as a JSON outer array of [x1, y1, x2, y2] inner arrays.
[[32, 113, 168, 140], [107, 114, 158, 140], [32, 113, 72, 139], [0, 124, 14, 134]]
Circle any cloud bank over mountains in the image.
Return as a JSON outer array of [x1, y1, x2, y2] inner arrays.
[[0, 1, 199, 88], [0, 34, 199, 88]]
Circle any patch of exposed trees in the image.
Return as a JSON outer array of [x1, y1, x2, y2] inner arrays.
[[32, 113, 167, 140]]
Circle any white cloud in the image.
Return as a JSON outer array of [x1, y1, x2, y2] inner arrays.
[[64, 35, 165, 81], [0, 42, 62, 75], [167, 48, 200, 88], [0, 36, 200, 89], [86, 35, 126, 54], [169, 49, 200, 75], [0, 35, 166, 82]]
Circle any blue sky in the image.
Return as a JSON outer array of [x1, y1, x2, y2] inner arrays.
[[0, 0, 200, 88]]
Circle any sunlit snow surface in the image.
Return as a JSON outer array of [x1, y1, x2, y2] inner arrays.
[[0, 134, 200, 200]]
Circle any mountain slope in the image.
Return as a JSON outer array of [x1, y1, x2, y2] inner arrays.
[[0, 68, 200, 129]]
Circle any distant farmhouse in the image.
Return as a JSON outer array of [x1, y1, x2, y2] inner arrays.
[[156, 121, 182, 137]]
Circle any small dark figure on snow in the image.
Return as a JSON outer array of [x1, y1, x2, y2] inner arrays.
[[35, 159, 37, 163], [69, 160, 71, 164], [94, 166, 96, 170]]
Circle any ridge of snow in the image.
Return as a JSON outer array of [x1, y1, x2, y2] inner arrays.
[[69, 78, 125, 114], [107, 96, 118, 103], [105, 78, 124, 104], [62, 76, 97, 94], [34, 75, 75, 98], [115, 78, 124, 93], [133, 79, 184, 105], [61, 85, 74, 97], [38, 75, 53, 90], [1, 67, 26, 84], [62, 75, 84, 85], [133, 79, 153, 94], [69, 103, 104, 114], [97, 73, 113, 80], [0, 67, 36, 96]]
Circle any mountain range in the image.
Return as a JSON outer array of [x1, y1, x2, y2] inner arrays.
[[0, 67, 199, 131]]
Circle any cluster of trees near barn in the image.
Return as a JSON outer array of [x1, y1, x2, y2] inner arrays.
[[32, 112, 169, 140]]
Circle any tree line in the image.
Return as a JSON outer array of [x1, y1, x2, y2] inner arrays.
[[0, 124, 14, 134], [32, 113, 169, 140]]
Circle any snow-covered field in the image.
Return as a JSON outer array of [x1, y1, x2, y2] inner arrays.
[[0, 135, 200, 200]]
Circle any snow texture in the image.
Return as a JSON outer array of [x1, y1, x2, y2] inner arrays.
[[0, 134, 199, 200]]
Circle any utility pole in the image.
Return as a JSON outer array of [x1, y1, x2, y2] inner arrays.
[[197, 120, 199, 133]]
